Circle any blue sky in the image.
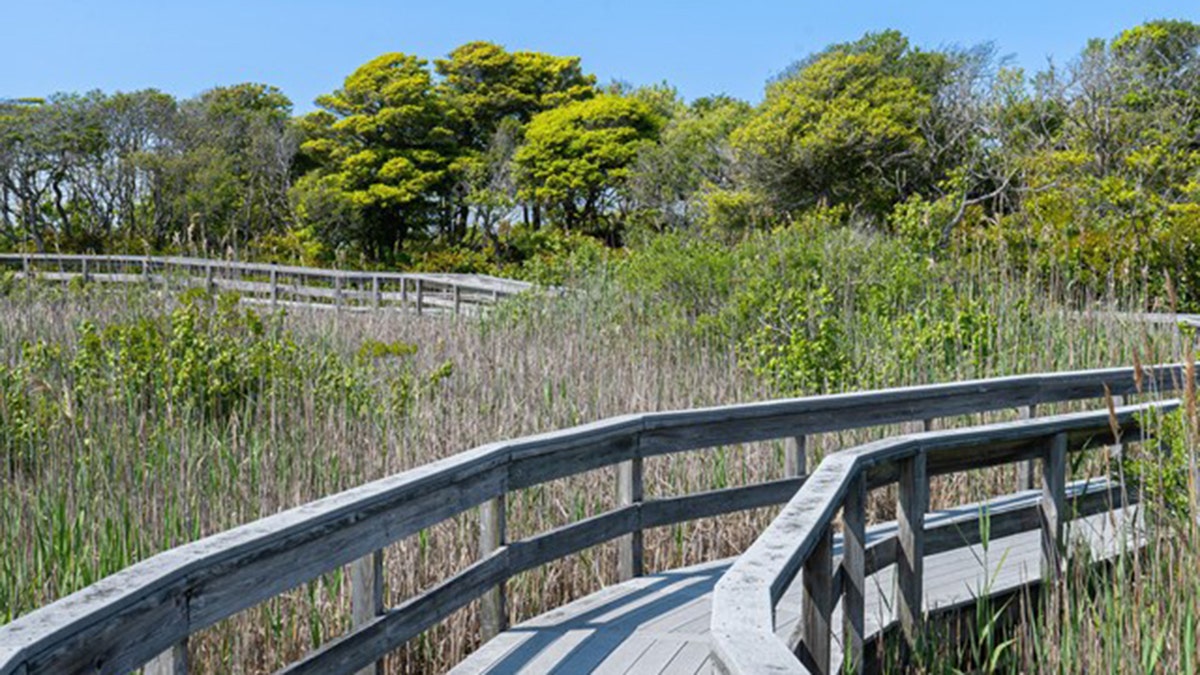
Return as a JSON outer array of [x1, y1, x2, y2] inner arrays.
[[2, 0, 1197, 112]]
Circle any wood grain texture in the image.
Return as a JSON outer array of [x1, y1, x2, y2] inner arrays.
[[479, 496, 507, 642], [1041, 433, 1067, 579], [350, 551, 384, 675], [798, 526, 833, 675], [840, 475, 866, 674], [618, 458, 645, 582], [896, 451, 928, 650]]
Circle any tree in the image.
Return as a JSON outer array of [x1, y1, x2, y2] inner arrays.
[[731, 31, 954, 219], [435, 42, 596, 239], [626, 94, 752, 236], [294, 53, 454, 260], [514, 94, 662, 239], [169, 83, 296, 256]]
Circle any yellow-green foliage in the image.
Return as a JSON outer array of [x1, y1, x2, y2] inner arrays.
[[516, 95, 663, 233], [732, 31, 949, 217]]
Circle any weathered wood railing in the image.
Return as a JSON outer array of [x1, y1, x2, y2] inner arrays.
[[0, 254, 533, 315], [710, 402, 1168, 674], [0, 365, 1190, 675]]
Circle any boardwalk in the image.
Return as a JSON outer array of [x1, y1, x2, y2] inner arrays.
[[0, 253, 535, 314], [452, 489, 1137, 674], [0, 366, 1183, 675]]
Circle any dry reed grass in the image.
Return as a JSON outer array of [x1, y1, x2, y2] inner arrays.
[[0, 276, 1185, 673]]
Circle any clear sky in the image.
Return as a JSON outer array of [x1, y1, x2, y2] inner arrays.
[[2, 0, 1197, 112]]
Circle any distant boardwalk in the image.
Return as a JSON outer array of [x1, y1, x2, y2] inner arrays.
[[0, 365, 1183, 675], [0, 253, 535, 314]]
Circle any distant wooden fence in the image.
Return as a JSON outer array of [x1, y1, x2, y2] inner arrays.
[[0, 364, 1191, 675], [0, 254, 534, 315]]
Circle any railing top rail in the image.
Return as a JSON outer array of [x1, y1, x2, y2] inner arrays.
[[0, 253, 534, 295], [0, 364, 1190, 674], [709, 401, 1174, 674]]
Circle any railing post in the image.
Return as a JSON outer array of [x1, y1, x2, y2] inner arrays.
[[80, 257, 90, 283], [1041, 432, 1067, 580], [897, 450, 927, 653], [335, 274, 344, 310], [415, 278, 424, 316], [350, 550, 385, 675], [269, 265, 278, 307], [921, 418, 934, 432], [142, 257, 151, 284], [617, 456, 644, 581], [371, 275, 381, 309], [799, 524, 833, 675], [1110, 395, 1125, 459], [401, 278, 409, 312], [144, 639, 188, 675], [479, 494, 507, 642], [1018, 404, 1038, 490], [453, 284, 462, 316], [842, 474, 867, 673], [784, 435, 807, 479], [205, 264, 214, 294]]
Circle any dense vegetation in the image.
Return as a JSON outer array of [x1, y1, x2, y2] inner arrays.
[[1, 234, 1194, 672], [3, 20, 1200, 305]]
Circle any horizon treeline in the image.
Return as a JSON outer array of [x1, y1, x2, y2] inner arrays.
[[2, 20, 1199, 300]]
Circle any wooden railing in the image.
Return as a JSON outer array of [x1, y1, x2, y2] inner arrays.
[[709, 403, 1168, 674], [0, 365, 1190, 675], [0, 254, 534, 314]]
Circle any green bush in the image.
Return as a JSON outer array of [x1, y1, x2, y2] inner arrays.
[[613, 210, 1007, 395], [1122, 407, 1197, 523]]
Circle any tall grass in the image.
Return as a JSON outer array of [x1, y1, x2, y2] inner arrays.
[[0, 235, 1185, 673]]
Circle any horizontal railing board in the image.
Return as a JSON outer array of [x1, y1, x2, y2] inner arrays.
[[505, 416, 643, 490], [508, 507, 639, 576], [639, 365, 1183, 456], [861, 479, 1133, 578], [709, 402, 1173, 675], [640, 478, 806, 530], [0, 364, 1191, 675], [276, 551, 513, 675]]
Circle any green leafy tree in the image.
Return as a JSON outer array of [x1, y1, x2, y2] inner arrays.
[[169, 83, 296, 256], [627, 94, 752, 237], [515, 94, 663, 239], [294, 53, 454, 261], [732, 31, 954, 219], [435, 42, 596, 239]]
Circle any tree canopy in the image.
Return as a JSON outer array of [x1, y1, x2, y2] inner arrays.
[[4, 24, 1200, 304]]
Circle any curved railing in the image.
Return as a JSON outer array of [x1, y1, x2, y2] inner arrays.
[[0, 253, 533, 314], [0, 364, 1190, 675], [710, 401, 1171, 674]]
